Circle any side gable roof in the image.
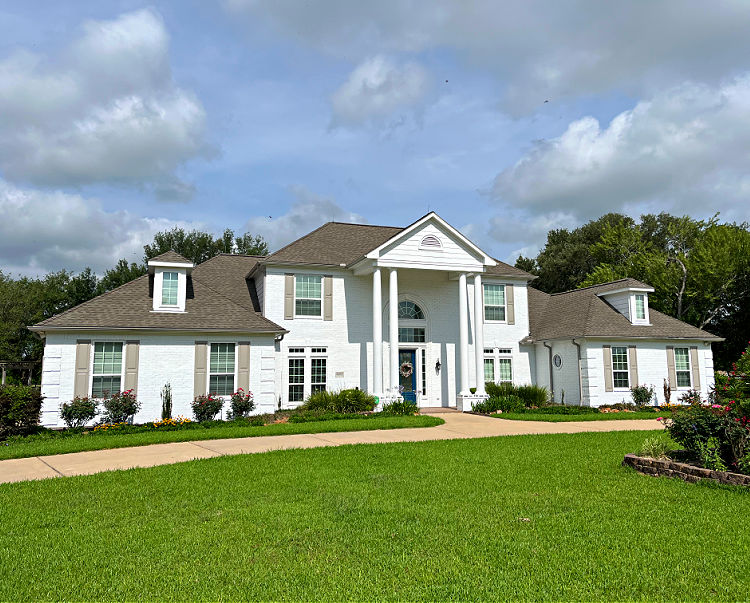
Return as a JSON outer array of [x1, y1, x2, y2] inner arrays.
[[526, 278, 721, 342], [31, 255, 284, 334], [147, 250, 192, 264]]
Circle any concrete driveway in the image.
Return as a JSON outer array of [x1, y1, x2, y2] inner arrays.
[[0, 410, 662, 484]]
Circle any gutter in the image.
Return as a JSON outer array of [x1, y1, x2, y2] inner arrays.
[[572, 339, 583, 406], [543, 341, 554, 403]]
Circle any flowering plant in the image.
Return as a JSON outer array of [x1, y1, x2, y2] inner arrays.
[[191, 394, 223, 422], [228, 388, 255, 419], [101, 389, 140, 424]]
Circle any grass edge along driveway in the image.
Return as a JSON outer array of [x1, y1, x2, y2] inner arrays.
[[1, 430, 747, 601], [493, 411, 660, 422], [0, 415, 443, 460]]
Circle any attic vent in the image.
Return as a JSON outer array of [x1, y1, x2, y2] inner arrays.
[[420, 235, 442, 250]]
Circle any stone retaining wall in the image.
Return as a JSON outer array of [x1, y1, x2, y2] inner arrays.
[[623, 454, 750, 487]]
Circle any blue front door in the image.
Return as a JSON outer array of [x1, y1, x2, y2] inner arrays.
[[399, 349, 417, 402]]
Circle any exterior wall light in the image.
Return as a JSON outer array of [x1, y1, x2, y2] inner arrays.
[[435, 359, 441, 374]]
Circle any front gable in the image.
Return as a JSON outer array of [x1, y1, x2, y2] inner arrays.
[[364, 213, 496, 272]]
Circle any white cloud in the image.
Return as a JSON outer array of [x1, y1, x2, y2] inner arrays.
[[331, 55, 430, 127], [243, 186, 366, 252], [493, 76, 750, 221], [0, 179, 195, 276], [0, 9, 210, 193], [224, 1, 750, 114]]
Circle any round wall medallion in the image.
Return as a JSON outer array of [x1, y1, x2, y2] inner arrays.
[[553, 354, 563, 369]]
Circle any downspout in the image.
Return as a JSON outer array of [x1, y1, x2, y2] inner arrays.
[[543, 341, 554, 403], [572, 339, 583, 406]]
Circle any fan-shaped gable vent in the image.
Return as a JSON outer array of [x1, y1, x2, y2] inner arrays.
[[420, 234, 442, 249]]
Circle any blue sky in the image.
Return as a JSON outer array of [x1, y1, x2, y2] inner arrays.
[[2, 1, 750, 274]]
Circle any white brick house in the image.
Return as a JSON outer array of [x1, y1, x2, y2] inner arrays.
[[30, 213, 721, 425]]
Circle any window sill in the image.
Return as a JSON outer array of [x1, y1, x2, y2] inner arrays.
[[151, 308, 186, 314]]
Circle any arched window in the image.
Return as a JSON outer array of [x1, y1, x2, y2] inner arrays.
[[398, 301, 425, 320]]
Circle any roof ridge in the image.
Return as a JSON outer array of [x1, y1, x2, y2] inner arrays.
[[326, 221, 402, 229], [215, 253, 268, 259], [263, 222, 333, 261], [550, 278, 640, 296], [33, 273, 151, 327]]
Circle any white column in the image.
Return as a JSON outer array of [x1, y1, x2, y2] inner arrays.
[[458, 272, 469, 395], [389, 268, 399, 395], [372, 268, 383, 395], [474, 273, 485, 395]]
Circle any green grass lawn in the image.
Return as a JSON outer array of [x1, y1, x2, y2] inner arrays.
[[0, 415, 443, 460], [1, 430, 748, 601], [494, 411, 660, 422]]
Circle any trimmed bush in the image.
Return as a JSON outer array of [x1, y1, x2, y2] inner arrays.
[[473, 395, 524, 414], [521, 404, 599, 415], [0, 385, 43, 438], [630, 384, 656, 408], [191, 394, 223, 422], [228, 388, 255, 419], [60, 396, 98, 428], [101, 390, 141, 424], [381, 399, 418, 416], [301, 389, 376, 414], [515, 385, 549, 407], [485, 382, 516, 398]]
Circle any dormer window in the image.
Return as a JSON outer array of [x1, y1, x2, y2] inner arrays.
[[147, 251, 194, 313], [635, 294, 646, 320], [162, 272, 179, 306]]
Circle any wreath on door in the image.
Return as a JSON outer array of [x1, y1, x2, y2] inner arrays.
[[399, 361, 414, 378]]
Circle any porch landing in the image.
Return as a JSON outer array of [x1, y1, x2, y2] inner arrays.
[[0, 412, 662, 484]]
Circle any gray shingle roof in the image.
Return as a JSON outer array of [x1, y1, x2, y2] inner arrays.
[[147, 250, 192, 264], [525, 278, 722, 342], [261, 221, 534, 278], [31, 255, 284, 333]]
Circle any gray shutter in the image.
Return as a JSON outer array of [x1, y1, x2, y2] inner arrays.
[[194, 341, 208, 397], [690, 346, 701, 389], [237, 341, 251, 393], [123, 340, 140, 394], [603, 345, 613, 392], [74, 340, 91, 397], [666, 346, 677, 389], [628, 345, 638, 387], [323, 275, 333, 321], [284, 274, 294, 320], [506, 284, 515, 325]]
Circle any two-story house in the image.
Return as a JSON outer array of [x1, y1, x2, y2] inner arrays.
[[30, 213, 720, 425]]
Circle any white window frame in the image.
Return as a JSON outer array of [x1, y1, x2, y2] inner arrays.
[[611, 346, 630, 390], [294, 274, 323, 318], [631, 293, 649, 324], [287, 348, 306, 403], [207, 342, 237, 397], [483, 347, 513, 384], [89, 341, 125, 399], [311, 348, 328, 394], [674, 347, 692, 389], [483, 284, 507, 323], [161, 271, 179, 306]]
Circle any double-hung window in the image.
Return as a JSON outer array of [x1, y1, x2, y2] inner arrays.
[[611, 346, 629, 388], [92, 342, 123, 397], [634, 294, 646, 320], [484, 358, 495, 382], [295, 275, 322, 316], [674, 347, 691, 387], [162, 271, 178, 306], [483, 284, 506, 321], [209, 343, 235, 395], [497, 357, 513, 382]]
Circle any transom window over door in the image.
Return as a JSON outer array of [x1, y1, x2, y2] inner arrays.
[[162, 271, 178, 306], [484, 284, 506, 321], [92, 342, 122, 397], [209, 343, 235, 395], [398, 301, 424, 319], [295, 275, 322, 316], [611, 346, 629, 388], [674, 348, 691, 387]]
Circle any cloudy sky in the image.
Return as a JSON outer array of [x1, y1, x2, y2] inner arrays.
[[2, 1, 750, 274]]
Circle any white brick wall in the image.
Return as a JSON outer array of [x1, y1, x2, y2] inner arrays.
[[40, 332, 277, 427]]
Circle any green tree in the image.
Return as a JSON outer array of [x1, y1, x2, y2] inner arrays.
[[234, 232, 269, 256], [97, 260, 147, 294], [143, 227, 269, 264]]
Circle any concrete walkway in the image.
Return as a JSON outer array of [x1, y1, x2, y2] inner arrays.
[[0, 410, 662, 484]]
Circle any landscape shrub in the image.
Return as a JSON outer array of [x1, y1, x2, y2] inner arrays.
[[515, 385, 549, 407], [473, 395, 524, 414], [301, 389, 376, 413], [60, 396, 98, 428], [101, 389, 141, 424], [0, 385, 43, 438], [485, 382, 517, 399], [638, 435, 672, 459], [630, 384, 656, 408], [661, 342, 750, 473], [678, 388, 703, 405], [228, 388, 255, 419], [191, 394, 223, 422], [522, 404, 599, 415], [381, 399, 418, 416], [161, 383, 172, 420]]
